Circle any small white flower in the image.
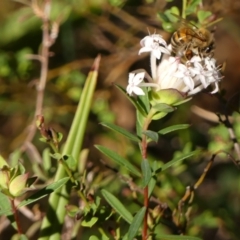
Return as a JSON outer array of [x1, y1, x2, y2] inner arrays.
[[204, 57, 217, 71], [139, 34, 170, 59], [190, 61, 213, 88], [126, 33, 223, 98], [126, 72, 145, 96], [174, 63, 195, 91]]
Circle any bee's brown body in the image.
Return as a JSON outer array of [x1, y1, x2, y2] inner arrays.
[[171, 24, 215, 61]]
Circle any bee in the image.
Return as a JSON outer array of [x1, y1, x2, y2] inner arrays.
[[170, 14, 215, 61]]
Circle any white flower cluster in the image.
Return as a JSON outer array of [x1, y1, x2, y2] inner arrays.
[[126, 34, 223, 96]]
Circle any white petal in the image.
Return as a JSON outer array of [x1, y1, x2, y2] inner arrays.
[[139, 47, 153, 55], [153, 49, 161, 59], [183, 76, 194, 90], [198, 75, 208, 88], [188, 85, 204, 95], [128, 73, 135, 84], [133, 86, 145, 95], [134, 72, 145, 84], [210, 82, 219, 94], [126, 85, 133, 95]]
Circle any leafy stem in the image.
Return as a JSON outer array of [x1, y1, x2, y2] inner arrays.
[[50, 144, 89, 208], [141, 109, 155, 239], [182, 0, 187, 18]]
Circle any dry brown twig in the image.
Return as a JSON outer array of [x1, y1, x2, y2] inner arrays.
[[173, 150, 239, 234], [20, 0, 60, 153]]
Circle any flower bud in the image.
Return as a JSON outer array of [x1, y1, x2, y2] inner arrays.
[[9, 173, 29, 197], [149, 89, 185, 106]]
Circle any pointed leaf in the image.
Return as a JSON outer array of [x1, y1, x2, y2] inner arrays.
[[141, 160, 152, 187], [158, 124, 190, 135], [101, 189, 133, 224], [128, 207, 146, 240], [162, 151, 198, 171], [95, 145, 141, 177], [137, 87, 150, 113], [153, 103, 175, 113], [0, 191, 12, 216], [136, 109, 146, 135], [142, 130, 159, 142], [63, 154, 77, 171], [148, 176, 157, 197], [156, 234, 202, 240], [101, 122, 140, 142], [173, 98, 192, 107], [18, 177, 70, 208], [42, 148, 52, 173], [173, 97, 192, 106], [81, 216, 98, 227], [197, 10, 212, 23], [115, 84, 147, 117]]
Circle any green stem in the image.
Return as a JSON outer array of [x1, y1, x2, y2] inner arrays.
[[182, 0, 187, 18], [50, 142, 89, 206], [141, 109, 155, 240]]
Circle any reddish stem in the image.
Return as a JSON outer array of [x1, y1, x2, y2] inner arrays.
[[10, 198, 22, 234]]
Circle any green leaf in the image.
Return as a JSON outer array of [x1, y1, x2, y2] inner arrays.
[[197, 10, 212, 23], [158, 12, 169, 23], [162, 151, 198, 171], [42, 148, 52, 173], [162, 21, 175, 32], [81, 216, 98, 227], [95, 145, 141, 177], [138, 87, 150, 113], [18, 177, 70, 208], [156, 234, 202, 240], [101, 122, 140, 142], [185, 0, 202, 16], [173, 97, 192, 106], [128, 207, 146, 240], [136, 109, 146, 135], [148, 176, 157, 197], [158, 124, 190, 135], [89, 236, 100, 240], [153, 103, 175, 113], [18, 234, 28, 240], [0, 191, 12, 216], [63, 154, 77, 171], [170, 6, 180, 16], [101, 189, 133, 224], [142, 130, 159, 142], [141, 160, 152, 187], [9, 149, 21, 168]]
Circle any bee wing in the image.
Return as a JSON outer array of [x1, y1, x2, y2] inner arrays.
[[171, 13, 207, 41]]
